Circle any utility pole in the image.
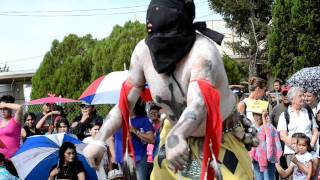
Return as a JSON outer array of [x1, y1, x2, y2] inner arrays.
[[0, 63, 9, 72]]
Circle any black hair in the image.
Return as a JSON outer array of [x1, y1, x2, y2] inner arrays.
[[296, 133, 312, 152], [24, 112, 36, 122], [292, 132, 305, 139], [88, 120, 102, 130], [133, 98, 147, 116], [0, 95, 15, 103], [149, 103, 161, 111], [58, 142, 77, 167], [0, 153, 5, 163], [55, 117, 70, 131], [52, 105, 66, 118], [273, 79, 281, 85]]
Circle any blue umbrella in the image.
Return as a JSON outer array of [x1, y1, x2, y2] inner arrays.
[[11, 133, 98, 180]]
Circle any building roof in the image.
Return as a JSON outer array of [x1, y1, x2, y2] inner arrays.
[[0, 69, 36, 83]]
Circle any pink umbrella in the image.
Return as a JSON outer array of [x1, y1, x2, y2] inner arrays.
[[27, 95, 79, 105]]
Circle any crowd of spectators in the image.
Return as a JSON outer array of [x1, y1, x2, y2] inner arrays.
[[0, 76, 319, 180], [237, 77, 320, 180]]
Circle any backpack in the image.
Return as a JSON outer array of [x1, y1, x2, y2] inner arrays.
[[284, 105, 315, 131]]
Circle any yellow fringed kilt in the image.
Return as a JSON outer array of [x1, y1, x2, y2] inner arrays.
[[150, 119, 253, 180]]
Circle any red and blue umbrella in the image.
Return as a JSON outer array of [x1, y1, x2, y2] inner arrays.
[[79, 70, 152, 104]]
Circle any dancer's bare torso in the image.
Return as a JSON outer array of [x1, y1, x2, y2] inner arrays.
[[129, 33, 236, 135], [84, 33, 236, 170]]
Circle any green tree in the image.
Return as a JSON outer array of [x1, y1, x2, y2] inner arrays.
[[31, 34, 97, 99], [31, 21, 146, 99], [91, 21, 146, 81], [223, 54, 247, 84], [268, 0, 320, 79], [209, 0, 273, 78]]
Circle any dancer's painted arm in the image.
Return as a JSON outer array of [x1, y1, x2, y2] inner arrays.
[[168, 56, 217, 138], [94, 48, 145, 144], [83, 43, 146, 168], [169, 81, 206, 138]]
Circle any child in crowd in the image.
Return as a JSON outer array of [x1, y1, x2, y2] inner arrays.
[[82, 121, 102, 143], [276, 133, 313, 180], [0, 153, 18, 180], [55, 117, 70, 134], [250, 111, 282, 180], [82, 121, 109, 179]]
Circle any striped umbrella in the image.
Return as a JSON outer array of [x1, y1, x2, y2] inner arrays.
[[11, 133, 98, 180], [79, 70, 152, 104]]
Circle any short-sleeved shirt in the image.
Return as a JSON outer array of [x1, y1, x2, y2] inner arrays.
[[56, 160, 84, 180], [290, 152, 312, 180], [114, 116, 153, 163], [277, 106, 318, 154]]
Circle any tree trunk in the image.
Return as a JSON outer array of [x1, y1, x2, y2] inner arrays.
[[249, 53, 257, 78]]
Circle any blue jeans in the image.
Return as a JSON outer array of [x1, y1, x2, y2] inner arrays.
[[253, 161, 276, 180], [136, 155, 147, 180]]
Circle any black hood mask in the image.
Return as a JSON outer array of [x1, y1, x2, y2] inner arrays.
[[145, 0, 224, 74]]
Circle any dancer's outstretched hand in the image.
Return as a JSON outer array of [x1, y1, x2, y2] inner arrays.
[[166, 134, 189, 172], [83, 142, 106, 169]]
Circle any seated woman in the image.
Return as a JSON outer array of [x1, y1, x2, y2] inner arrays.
[[21, 112, 42, 142], [48, 142, 85, 180]]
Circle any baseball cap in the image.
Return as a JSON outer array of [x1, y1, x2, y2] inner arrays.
[[281, 87, 290, 95]]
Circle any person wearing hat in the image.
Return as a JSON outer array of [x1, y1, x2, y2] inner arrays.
[[70, 102, 103, 140], [84, 0, 257, 179]]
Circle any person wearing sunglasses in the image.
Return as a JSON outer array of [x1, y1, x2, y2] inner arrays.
[[70, 102, 103, 140], [49, 142, 85, 180]]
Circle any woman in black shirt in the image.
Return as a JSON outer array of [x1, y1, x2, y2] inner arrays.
[[48, 142, 85, 180], [21, 112, 42, 142]]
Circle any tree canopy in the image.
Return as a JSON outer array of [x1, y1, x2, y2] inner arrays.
[[223, 54, 247, 84], [268, 0, 320, 79], [209, 0, 273, 78], [31, 21, 146, 99]]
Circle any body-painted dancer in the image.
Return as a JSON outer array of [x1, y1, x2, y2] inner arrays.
[[84, 0, 257, 179]]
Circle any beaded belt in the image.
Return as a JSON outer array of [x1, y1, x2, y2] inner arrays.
[[222, 112, 241, 133]]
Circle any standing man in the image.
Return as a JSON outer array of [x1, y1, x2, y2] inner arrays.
[[84, 0, 257, 179], [269, 80, 282, 109]]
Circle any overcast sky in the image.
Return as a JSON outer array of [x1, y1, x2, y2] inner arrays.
[[0, 0, 221, 71]]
